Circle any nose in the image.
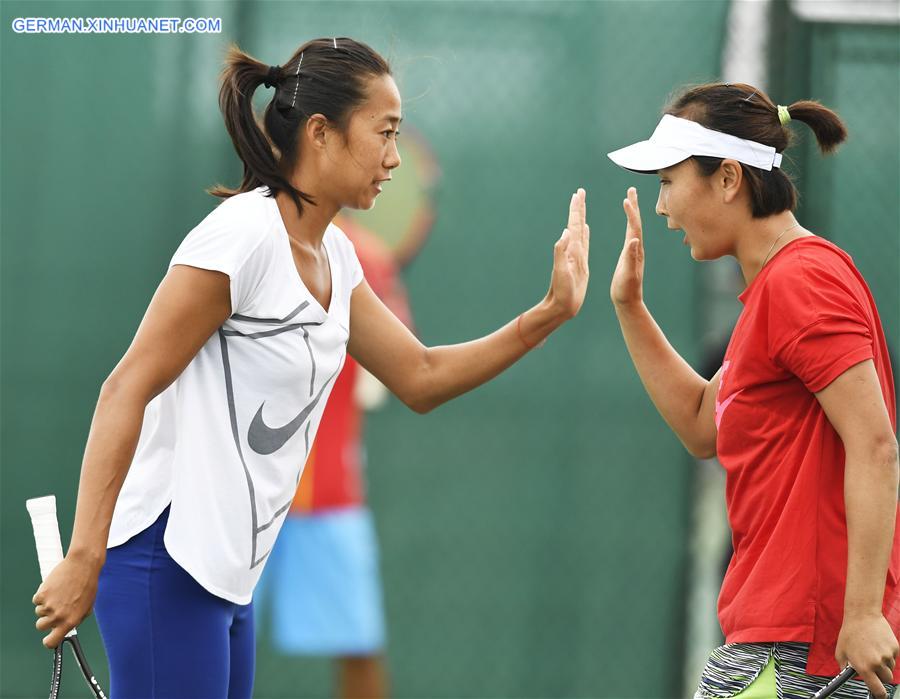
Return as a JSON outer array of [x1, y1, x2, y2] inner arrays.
[[384, 139, 401, 170], [655, 186, 667, 217]]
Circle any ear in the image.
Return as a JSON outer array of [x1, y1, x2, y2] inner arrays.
[[719, 159, 743, 204], [304, 114, 329, 151]]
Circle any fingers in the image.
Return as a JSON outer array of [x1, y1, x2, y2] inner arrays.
[[567, 188, 586, 238], [860, 670, 889, 699], [36, 611, 76, 649], [874, 658, 895, 685], [623, 189, 643, 242], [629, 237, 642, 261], [43, 626, 68, 650]]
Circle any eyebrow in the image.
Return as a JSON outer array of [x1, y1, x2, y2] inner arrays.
[[385, 115, 403, 126]]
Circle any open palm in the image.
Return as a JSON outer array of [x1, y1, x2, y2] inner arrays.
[[548, 188, 590, 318], [610, 187, 644, 307]]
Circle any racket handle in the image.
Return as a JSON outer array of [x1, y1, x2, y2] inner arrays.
[[811, 665, 857, 699], [26, 496, 65, 581], [26, 495, 77, 639]]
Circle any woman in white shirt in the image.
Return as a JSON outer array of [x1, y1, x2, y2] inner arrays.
[[31, 37, 590, 698]]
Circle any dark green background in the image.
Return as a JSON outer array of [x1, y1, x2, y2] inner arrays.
[[2, 2, 897, 697]]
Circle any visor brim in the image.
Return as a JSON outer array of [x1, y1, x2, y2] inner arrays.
[[607, 141, 692, 174]]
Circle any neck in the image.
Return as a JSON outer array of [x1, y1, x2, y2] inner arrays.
[[275, 165, 340, 249], [734, 211, 808, 286]]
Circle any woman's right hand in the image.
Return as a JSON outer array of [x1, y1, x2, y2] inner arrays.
[[610, 187, 645, 308], [33, 553, 102, 649]]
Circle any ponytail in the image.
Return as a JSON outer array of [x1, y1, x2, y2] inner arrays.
[[785, 99, 848, 154], [208, 45, 314, 217]]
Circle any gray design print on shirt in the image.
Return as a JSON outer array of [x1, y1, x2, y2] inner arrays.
[[231, 300, 310, 324], [247, 364, 339, 455], [218, 319, 342, 569]]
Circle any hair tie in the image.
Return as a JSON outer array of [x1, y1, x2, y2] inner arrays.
[[263, 65, 282, 89], [777, 104, 791, 126]]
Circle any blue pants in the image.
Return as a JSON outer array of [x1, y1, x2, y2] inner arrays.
[[94, 506, 255, 698]]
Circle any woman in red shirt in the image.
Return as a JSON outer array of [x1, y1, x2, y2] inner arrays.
[[608, 83, 899, 698]]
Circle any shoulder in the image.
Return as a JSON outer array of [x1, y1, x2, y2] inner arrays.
[[326, 221, 365, 289], [326, 221, 361, 262], [762, 236, 869, 332], [173, 188, 277, 274], [763, 236, 864, 304], [188, 189, 275, 251], [199, 188, 276, 237]]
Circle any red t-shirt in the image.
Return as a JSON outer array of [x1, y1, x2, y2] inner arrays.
[[715, 236, 900, 678]]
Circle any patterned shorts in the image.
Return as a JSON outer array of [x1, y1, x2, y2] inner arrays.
[[693, 642, 896, 699]]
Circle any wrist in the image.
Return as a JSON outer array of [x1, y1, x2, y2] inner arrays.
[[67, 541, 107, 572], [843, 604, 884, 621], [613, 298, 647, 318], [540, 293, 575, 323]]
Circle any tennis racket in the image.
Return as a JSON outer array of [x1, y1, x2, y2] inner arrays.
[[810, 664, 857, 698], [26, 495, 107, 699]]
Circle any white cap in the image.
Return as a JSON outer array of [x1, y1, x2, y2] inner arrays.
[[607, 114, 783, 173]]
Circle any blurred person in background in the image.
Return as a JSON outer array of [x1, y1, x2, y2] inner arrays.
[[30, 37, 590, 698], [608, 82, 899, 698], [256, 217, 412, 699]]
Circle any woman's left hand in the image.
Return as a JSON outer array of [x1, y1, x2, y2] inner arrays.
[[545, 188, 590, 319], [835, 612, 898, 699]]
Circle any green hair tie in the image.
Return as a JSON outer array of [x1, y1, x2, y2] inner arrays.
[[778, 105, 792, 126]]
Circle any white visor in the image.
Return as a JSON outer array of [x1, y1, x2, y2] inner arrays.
[[607, 114, 783, 173]]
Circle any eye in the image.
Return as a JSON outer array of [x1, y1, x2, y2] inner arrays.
[[382, 130, 397, 139], [659, 179, 670, 185]]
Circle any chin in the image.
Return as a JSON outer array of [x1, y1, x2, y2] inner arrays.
[[690, 246, 726, 262], [356, 193, 378, 211]]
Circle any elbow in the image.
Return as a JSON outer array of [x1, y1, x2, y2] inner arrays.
[[685, 435, 717, 460], [398, 350, 440, 414], [404, 394, 438, 415], [687, 444, 717, 460], [99, 368, 155, 408], [99, 373, 125, 401], [856, 432, 900, 468], [874, 434, 900, 470]]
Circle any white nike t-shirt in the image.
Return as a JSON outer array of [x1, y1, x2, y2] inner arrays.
[[108, 187, 363, 604]]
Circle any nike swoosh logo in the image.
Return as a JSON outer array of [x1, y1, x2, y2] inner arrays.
[[715, 391, 741, 429], [247, 367, 339, 455]]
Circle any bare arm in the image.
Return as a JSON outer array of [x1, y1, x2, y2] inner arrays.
[[610, 187, 718, 457], [33, 264, 231, 648], [824, 360, 900, 698], [349, 190, 590, 414]]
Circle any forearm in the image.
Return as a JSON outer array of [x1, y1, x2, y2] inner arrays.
[[614, 300, 711, 455], [67, 381, 150, 568], [844, 439, 900, 617], [413, 299, 566, 413]]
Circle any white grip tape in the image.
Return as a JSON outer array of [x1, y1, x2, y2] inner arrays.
[[26, 495, 78, 638], [26, 496, 64, 581]]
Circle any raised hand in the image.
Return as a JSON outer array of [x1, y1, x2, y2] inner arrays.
[[610, 187, 644, 308], [546, 188, 590, 319]]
